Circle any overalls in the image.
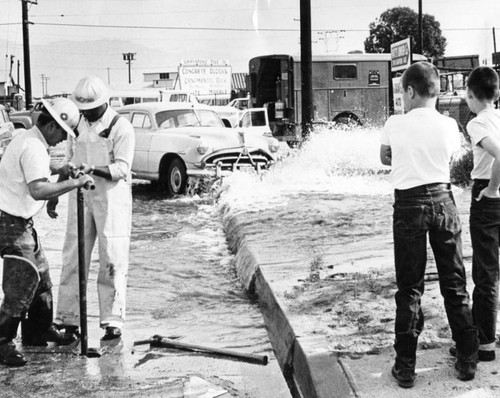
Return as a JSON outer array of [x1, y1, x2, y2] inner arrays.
[[55, 114, 132, 329]]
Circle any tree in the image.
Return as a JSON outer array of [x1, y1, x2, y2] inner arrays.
[[364, 7, 446, 58]]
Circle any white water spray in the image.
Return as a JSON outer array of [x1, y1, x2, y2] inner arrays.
[[218, 126, 394, 212]]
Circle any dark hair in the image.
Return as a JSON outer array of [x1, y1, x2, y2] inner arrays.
[[467, 66, 500, 101], [402, 61, 440, 98]]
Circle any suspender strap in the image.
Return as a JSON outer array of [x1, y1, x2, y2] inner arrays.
[[98, 114, 121, 139]]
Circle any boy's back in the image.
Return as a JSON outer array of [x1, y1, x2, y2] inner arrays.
[[382, 108, 460, 190]]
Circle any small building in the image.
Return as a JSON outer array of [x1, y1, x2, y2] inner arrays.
[[143, 71, 179, 89]]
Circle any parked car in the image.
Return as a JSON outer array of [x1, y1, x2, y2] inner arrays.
[[9, 100, 43, 130], [0, 104, 17, 160], [116, 102, 280, 196]]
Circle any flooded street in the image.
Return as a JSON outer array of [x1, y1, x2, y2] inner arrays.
[[0, 125, 476, 397], [127, 184, 272, 354]]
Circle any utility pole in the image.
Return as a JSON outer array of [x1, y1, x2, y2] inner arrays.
[[122, 53, 136, 84], [107, 67, 111, 85], [22, 0, 35, 109], [418, 0, 423, 55], [300, 0, 313, 140]]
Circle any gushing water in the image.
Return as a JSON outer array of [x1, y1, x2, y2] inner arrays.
[[218, 126, 393, 213]]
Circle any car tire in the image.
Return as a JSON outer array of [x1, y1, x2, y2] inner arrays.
[[161, 157, 187, 196]]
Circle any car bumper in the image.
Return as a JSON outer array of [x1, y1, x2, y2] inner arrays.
[[188, 161, 271, 178]]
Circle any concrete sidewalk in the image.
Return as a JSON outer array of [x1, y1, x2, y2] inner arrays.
[[222, 189, 500, 398]]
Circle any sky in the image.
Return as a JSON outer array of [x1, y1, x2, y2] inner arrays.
[[1, 0, 499, 97]]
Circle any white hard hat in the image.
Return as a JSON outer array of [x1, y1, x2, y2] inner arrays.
[[41, 98, 80, 138], [71, 76, 110, 110]]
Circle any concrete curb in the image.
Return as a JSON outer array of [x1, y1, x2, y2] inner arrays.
[[223, 211, 356, 398]]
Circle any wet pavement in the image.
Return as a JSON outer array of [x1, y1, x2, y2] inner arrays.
[[0, 184, 291, 398], [2, 127, 500, 397], [217, 129, 500, 397]]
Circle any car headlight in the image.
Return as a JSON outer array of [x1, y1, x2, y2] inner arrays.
[[268, 138, 280, 153], [197, 140, 210, 155]]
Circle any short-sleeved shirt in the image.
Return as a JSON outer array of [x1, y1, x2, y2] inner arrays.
[[381, 107, 461, 190], [467, 108, 500, 180], [0, 126, 51, 219]]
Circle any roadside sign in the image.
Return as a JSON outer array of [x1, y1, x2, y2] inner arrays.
[[493, 52, 500, 65], [391, 38, 411, 72], [178, 59, 232, 98], [392, 76, 404, 115]]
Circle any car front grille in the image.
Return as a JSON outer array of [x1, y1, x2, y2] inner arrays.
[[204, 149, 273, 171]]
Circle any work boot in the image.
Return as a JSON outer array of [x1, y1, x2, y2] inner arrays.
[[391, 364, 415, 388], [102, 327, 121, 341], [0, 341, 27, 367], [0, 312, 26, 367], [22, 325, 78, 347], [455, 359, 477, 381]]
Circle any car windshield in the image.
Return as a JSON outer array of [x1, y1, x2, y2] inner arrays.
[[196, 110, 223, 127], [156, 109, 222, 128]]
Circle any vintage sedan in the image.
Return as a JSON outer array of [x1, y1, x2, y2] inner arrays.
[[116, 102, 280, 196]]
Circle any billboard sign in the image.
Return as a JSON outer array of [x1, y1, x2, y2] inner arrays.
[[391, 38, 411, 72], [178, 59, 232, 98]]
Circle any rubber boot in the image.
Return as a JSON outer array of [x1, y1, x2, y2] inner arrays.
[[21, 289, 77, 346], [0, 312, 26, 367]]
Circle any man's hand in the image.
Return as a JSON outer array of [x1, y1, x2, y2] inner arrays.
[[476, 186, 500, 201], [77, 163, 94, 175], [47, 198, 59, 219], [55, 162, 77, 179], [75, 173, 95, 190]]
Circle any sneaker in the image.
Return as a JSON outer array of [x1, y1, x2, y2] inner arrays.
[[391, 364, 415, 388], [455, 359, 476, 381], [101, 327, 121, 341], [23, 325, 78, 346], [0, 342, 27, 367], [449, 345, 494, 362]]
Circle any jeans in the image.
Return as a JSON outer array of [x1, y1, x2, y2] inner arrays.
[[470, 179, 500, 348], [0, 210, 52, 321], [392, 183, 477, 368]]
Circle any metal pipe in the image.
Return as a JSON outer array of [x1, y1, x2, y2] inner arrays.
[[77, 187, 88, 356], [134, 335, 269, 365]]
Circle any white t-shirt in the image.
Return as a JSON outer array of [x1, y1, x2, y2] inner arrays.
[[467, 108, 500, 180], [0, 126, 51, 219], [380, 107, 461, 190]]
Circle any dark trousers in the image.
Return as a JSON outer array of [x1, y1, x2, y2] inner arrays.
[[393, 183, 477, 369], [0, 211, 53, 341], [470, 179, 500, 348]]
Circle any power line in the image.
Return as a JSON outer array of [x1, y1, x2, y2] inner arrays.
[[8, 21, 494, 33]]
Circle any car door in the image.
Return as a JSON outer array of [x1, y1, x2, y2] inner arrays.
[[129, 111, 154, 175], [239, 108, 272, 136]]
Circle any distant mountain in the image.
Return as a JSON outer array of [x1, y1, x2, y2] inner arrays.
[[29, 39, 178, 95]]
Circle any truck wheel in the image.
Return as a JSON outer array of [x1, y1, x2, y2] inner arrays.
[[161, 158, 187, 196], [334, 115, 361, 127]]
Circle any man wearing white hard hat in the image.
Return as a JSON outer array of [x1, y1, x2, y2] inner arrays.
[[49, 76, 135, 341], [0, 98, 94, 367]]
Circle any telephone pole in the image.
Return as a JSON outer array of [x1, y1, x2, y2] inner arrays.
[[418, 0, 423, 55], [122, 52, 136, 84], [300, 0, 313, 140], [22, 0, 35, 108]]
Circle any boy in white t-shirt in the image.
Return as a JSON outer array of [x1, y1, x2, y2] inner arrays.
[[465, 66, 500, 363], [380, 61, 478, 388]]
